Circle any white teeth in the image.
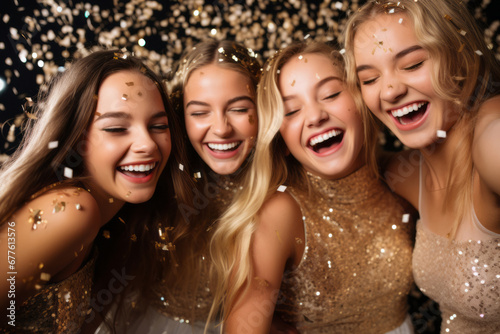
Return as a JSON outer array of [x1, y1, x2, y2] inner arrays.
[[391, 102, 425, 118], [309, 129, 343, 147], [208, 142, 239, 151], [120, 162, 156, 172]]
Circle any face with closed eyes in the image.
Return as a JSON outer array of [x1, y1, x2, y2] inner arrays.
[[353, 13, 457, 148], [278, 53, 365, 179], [183, 64, 258, 175], [84, 70, 171, 206]]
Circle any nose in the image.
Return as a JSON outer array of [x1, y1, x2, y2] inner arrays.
[[306, 102, 329, 128], [131, 129, 157, 154], [211, 113, 232, 137], [381, 75, 407, 103]]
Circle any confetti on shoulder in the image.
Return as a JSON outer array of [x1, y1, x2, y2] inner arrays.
[[277, 185, 287, 192], [402, 213, 410, 223]]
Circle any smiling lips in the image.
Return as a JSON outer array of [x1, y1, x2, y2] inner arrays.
[[308, 129, 344, 154], [207, 141, 241, 152], [118, 162, 157, 181], [388, 101, 429, 126]]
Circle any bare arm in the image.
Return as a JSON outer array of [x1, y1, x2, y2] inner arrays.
[[225, 192, 304, 334], [0, 188, 102, 310]]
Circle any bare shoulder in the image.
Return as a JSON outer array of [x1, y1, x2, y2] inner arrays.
[[382, 149, 420, 208], [258, 190, 302, 233]]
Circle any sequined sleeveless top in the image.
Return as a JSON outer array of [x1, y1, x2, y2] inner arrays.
[[1, 252, 96, 333], [275, 166, 414, 333], [413, 160, 500, 333], [151, 174, 239, 323]]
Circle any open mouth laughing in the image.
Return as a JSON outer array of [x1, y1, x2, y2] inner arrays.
[[207, 141, 242, 152], [118, 162, 157, 178], [308, 129, 344, 154], [389, 102, 429, 126]]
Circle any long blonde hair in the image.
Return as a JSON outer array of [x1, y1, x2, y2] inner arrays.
[[342, 0, 500, 238], [209, 41, 371, 328]]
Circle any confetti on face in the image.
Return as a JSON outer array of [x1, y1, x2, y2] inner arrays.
[[275, 229, 282, 243], [248, 114, 255, 124], [295, 237, 303, 244], [291, 79, 295, 87], [28, 208, 46, 230], [298, 55, 303, 60], [48, 141, 58, 149], [437, 130, 447, 138], [75, 203, 81, 210], [399, 18, 403, 24], [125, 81, 134, 86], [125, 191, 131, 197], [402, 213, 410, 223], [122, 94, 128, 100]]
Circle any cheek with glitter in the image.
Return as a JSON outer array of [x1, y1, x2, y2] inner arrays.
[[248, 114, 255, 124]]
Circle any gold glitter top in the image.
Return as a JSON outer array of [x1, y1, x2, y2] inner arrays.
[[413, 221, 500, 333], [1, 251, 96, 334], [152, 175, 239, 323], [275, 165, 414, 333]]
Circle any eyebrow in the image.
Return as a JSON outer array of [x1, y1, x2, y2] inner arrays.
[[282, 76, 343, 102], [185, 95, 255, 108], [94, 111, 167, 121], [356, 45, 424, 72]]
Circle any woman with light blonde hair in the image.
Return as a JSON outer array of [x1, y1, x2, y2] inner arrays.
[[343, 0, 500, 332], [210, 40, 414, 333]]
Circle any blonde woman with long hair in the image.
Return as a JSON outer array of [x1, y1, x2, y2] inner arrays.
[[343, 0, 500, 332], [0, 50, 191, 333], [210, 41, 414, 333], [121, 39, 264, 334]]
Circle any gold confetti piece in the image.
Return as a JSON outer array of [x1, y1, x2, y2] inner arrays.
[[48, 141, 58, 149], [444, 15, 452, 21], [74, 251, 78, 257], [137, 91, 143, 97], [75, 203, 81, 210], [254, 277, 270, 287], [63, 291, 71, 302], [248, 114, 255, 124], [437, 130, 447, 138], [218, 47, 224, 53], [179, 163, 184, 171], [402, 213, 410, 223], [232, 55, 238, 62], [194, 172, 201, 179], [108, 197, 114, 203], [93, 95, 99, 101], [459, 30, 467, 36], [125, 82, 134, 86], [399, 18, 403, 24], [34, 284, 42, 290], [38, 263, 44, 269], [122, 94, 128, 100], [40, 272, 51, 281], [277, 185, 287, 192], [28, 209, 46, 230], [304, 57, 308, 63], [291, 80, 295, 87], [131, 301, 136, 308], [458, 43, 465, 53], [118, 217, 126, 224], [102, 230, 110, 239], [63, 167, 73, 179], [53, 201, 66, 213], [25, 112, 38, 120], [130, 234, 137, 242], [275, 230, 282, 243], [316, 73, 320, 80], [295, 237, 303, 244], [125, 191, 131, 197], [475, 50, 483, 56], [372, 48, 376, 55]]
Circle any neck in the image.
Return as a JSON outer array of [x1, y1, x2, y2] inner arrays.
[[84, 183, 126, 226], [419, 120, 465, 189]]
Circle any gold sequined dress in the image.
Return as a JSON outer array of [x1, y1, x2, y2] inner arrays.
[[413, 163, 500, 333], [275, 166, 414, 333], [1, 251, 96, 334]]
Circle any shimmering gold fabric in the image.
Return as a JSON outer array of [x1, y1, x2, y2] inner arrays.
[[152, 175, 238, 324], [1, 252, 96, 334], [413, 222, 500, 333], [276, 166, 414, 333]]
